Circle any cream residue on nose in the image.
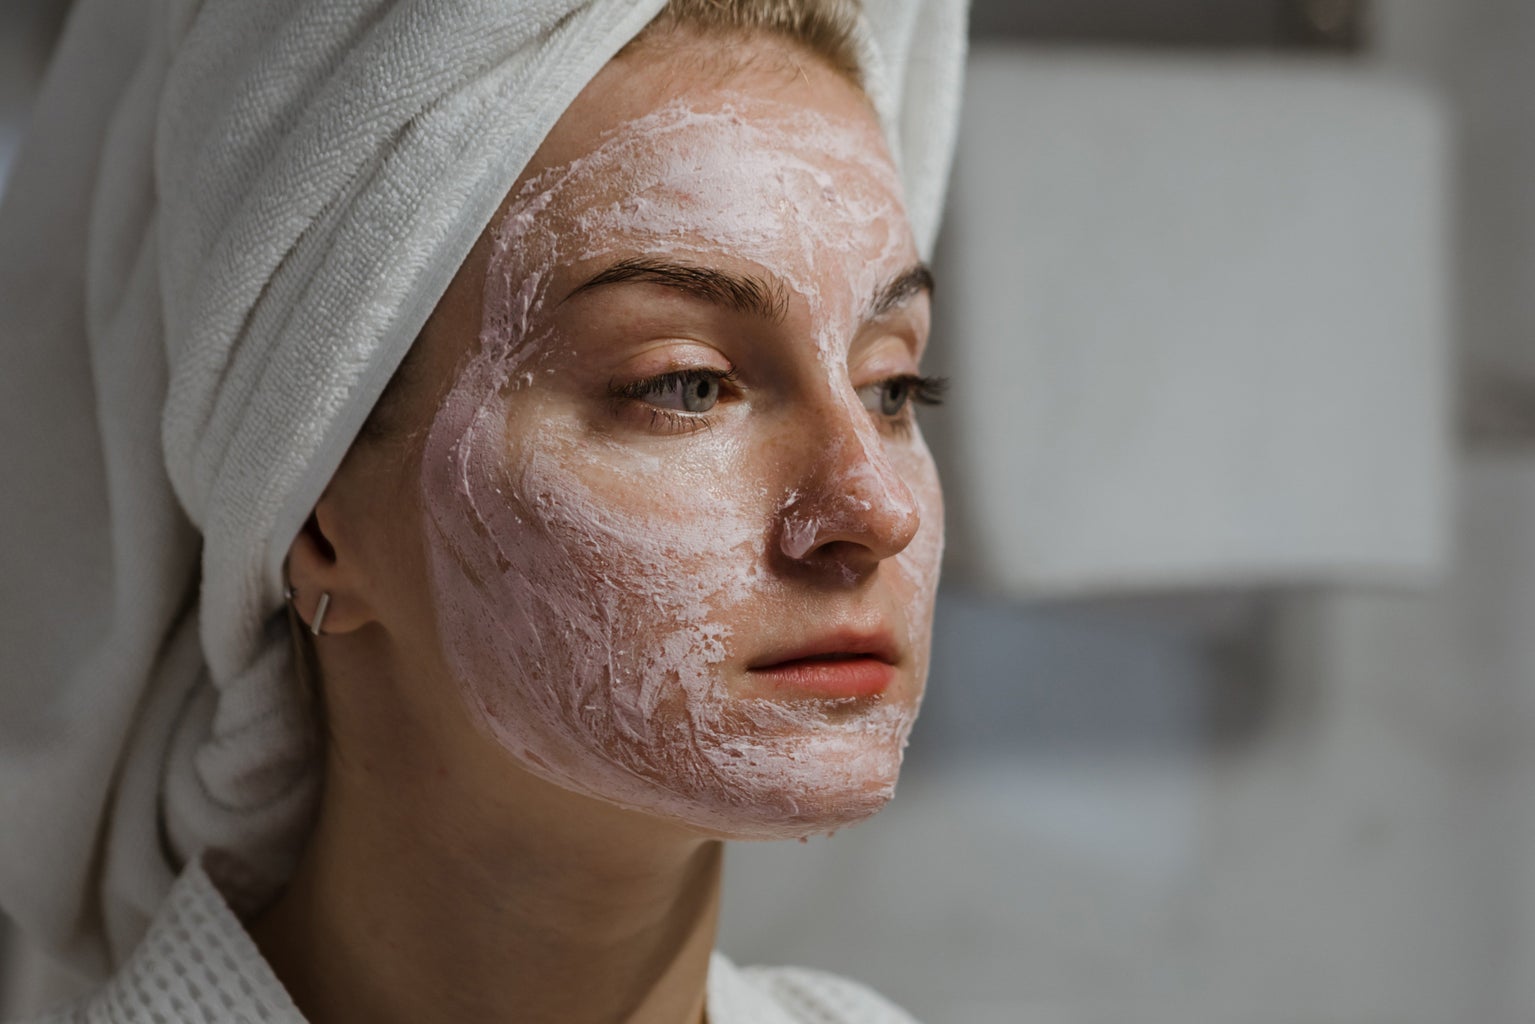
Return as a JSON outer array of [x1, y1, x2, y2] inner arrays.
[[780, 512, 820, 561], [418, 93, 943, 839], [779, 415, 924, 561]]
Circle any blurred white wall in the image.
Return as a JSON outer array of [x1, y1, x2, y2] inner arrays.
[[1381, 0, 1535, 396], [1378, 0, 1535, 401], [1374, 3, 1535, 1017], [0, 2, 71, 1015], [0, 2, 65, 194]]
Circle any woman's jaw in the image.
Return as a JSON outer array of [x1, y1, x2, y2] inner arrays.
[[404, 43, 944, 842]]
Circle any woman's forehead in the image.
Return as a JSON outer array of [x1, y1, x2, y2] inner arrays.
[[508, 94, 900, 227], [492, 94, 914, 313], [506, 32, 903, 241], [526, 30, 887, 176]]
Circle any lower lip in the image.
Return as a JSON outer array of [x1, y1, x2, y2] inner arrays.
[[750, 658, 895, 699]]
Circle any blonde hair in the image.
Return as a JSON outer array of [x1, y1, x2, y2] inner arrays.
[[631, 0, 865, 86]]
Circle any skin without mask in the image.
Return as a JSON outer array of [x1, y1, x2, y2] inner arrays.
[[419, 91, 945, 840]]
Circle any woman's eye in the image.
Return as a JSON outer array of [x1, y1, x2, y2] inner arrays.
[[612, 368, 736, 415], [870, 378, 911, 416], [677, 374, 720, 412], [858, 374, 948, 418]]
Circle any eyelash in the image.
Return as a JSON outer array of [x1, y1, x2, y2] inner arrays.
[[882, 374, 949, 408], [608, 368, 949, 436]]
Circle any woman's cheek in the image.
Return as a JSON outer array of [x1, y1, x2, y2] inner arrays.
[[493, 424, 760, 664], [891, 434, 944, 680]]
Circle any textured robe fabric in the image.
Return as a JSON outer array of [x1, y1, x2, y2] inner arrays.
[[0, 0, 966, 979], [18, 859, 919, 1024]]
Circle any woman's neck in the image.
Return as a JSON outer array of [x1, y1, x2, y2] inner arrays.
[[248, 746, 722, 1024]]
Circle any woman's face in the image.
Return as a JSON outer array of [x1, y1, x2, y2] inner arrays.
[[362, 36, 941, 840]]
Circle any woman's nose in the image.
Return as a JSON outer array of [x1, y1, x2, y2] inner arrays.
[[777, 408, 922, 577]]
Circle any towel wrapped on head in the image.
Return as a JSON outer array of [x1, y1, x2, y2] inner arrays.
[[0, 0, 965, 978]]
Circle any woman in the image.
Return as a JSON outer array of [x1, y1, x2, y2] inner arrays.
[[0, 1, 965, 1021]]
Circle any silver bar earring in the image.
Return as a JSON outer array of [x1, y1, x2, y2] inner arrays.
[[310, 592, 331, 637]]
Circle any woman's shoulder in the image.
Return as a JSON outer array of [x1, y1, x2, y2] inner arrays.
[[710, 951, 921, 1024]]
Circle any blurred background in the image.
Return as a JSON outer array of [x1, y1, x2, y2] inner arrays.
[[2, 1, 1532, 1021]]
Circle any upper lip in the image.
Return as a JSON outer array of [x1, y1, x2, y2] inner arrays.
[[748, 628, 901, 670]]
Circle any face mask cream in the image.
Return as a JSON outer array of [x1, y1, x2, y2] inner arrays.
[[418, 91, 943, 839]]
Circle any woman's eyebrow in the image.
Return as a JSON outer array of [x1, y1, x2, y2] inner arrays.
[[562, 256, 790, 322], [869, 263, 934, 319], [561, 256, 932, 324]]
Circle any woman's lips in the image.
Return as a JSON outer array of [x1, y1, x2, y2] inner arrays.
[[750, 656, 895, 698], [747, 630, 899, 699]]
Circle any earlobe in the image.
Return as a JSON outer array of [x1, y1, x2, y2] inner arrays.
[[282, 583, 332, 636]]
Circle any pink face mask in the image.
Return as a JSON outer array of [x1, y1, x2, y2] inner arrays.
[[419, 92, 943, 840]]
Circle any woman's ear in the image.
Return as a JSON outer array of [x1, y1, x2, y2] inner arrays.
[[284, 500, 374, 637]]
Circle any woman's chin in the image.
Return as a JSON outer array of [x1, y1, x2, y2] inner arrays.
[[648, 761, 906, 842], [735, 782, 901, 841], [488, 693, 917, 842]]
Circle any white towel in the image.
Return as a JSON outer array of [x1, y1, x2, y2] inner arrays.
[[0, 0, 968, 976]]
